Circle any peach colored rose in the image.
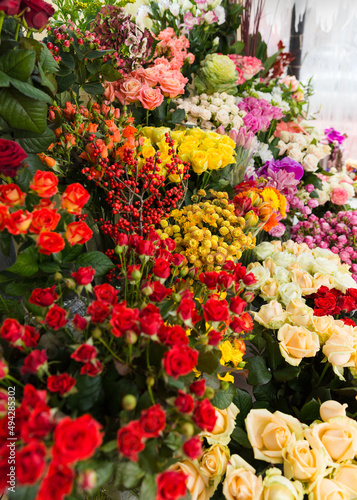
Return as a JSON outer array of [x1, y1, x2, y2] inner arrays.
[[199, 444, 229, 480], [279, 75, 299, 92], [171, 460, 209, 500], [262, 468, 304, 500], [260, 279, 280, 300], [292, 90, 304, 101], [116, 78, 142, 105], [322, 329, 356, 378], [282, 437, 326, 482], [291, 269, 316, 294], [312, 315, 335, 343], [159, 76, 186, 98], [143, 67, 160, 87], [139, 87, 164, 110], [320, 400, 347, 422], [253, 301, 290, 330], [289, 304, 313, 328], [330, 188, 349, 205], [202, 403, 239, 446], [263, 258, 276, 275], [308, 477, 349, 500], [333, 463, 357, 498], [104, 82, 116, 103], [223, 454, 263, 500], [277, 324, 320, 366]]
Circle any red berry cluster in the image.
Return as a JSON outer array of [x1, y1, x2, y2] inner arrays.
[[46, 22, 102, 62]]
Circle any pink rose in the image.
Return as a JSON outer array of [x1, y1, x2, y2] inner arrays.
[[104, 82, 116, 103], [331, 188, 349, 205], [279, 75, 299, 92], [139, 87, 164, 110], [115, 78, 142, 105], [143, 68, 160, 87], [159, 76, 186, 98]]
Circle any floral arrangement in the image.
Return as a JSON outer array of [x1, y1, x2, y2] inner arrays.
[[154, 27, 195, 69], [314, 169, 356, 207]]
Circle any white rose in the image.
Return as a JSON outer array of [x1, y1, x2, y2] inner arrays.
[[272, 250, 297, 268], [296, 253, 315, 273], [314, 145, 330, 160], [277, 140, 287, 155], [204, 11, 215, 23], [280, 131, 291, 143], [302, 153, 319, 172], [273, 266, 291, 283], [200, 93, 208, 100], [288, 148, 304, 163], [254, 242, 276, 260], [201, 120, 214, 130], [216, 109, 230, 125], [230, 105, 239, 116], [191, 96, 199, 105], [190, 104, 203, 118], [312, 257, 338, 275], [233, 115, 243, 129], [312, 248, 340, 263], [333, 270, 357, 293], [200, 109, 212, 121], [212, 98, 223, 107], [245, 265, 270, 290], [208, 104, 219, 114], [279, 282, 302, 306], [202, 403, 239, 446]]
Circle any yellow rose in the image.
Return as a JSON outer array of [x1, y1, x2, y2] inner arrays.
[[199, 444, 230, 479], [309, 477, 350, 500], [201, 138, 218, 151], [253, 301, 290, 329], [219, 135, 236, 149], [141, 126, 155, 140], [152, 126, 171, 143], [319, 400, 348, 422], [282, 437, 326, 482], [202, 403, 239, 446], [304, 416, 357, 463], [333, 463, 357, 498], [312, 315, 335, 343], [171, 460, 210, 500], [277, 324, 320, 366], [222, 454, 263, 500], [141, 145, 156, 158], [291, 269, 316, 294], [171, 130, 187, 144], [262, 468, 304, 500], [260, 279, 280, 300], [322, 330, 355, 379], [191, 150, 209, 174], [245, 409, 304, 464], [178, 139, 200, 162], [207, 148, 224, 170]]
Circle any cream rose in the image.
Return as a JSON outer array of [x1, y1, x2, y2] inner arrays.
[[313, 272, 335, 290], [312, 248, 341, 263], [245, 265, 270, 291], [312, 315, 335, 343], [305, 416, 357, 463], [245, 409, 304, 464], [271, 251, 297, 268], [260, 279, 280, 300], [288, 148, 304, 163], [222, 454, 263, 500], [296, 253, 315, 273], [171, 460, 210, 500], [333, 270, 357, 293], [313, 257, 338, 276], [263, 258, 276, 275], [200, 444, 230, 479], [322, 330, 355, 379], [283, 241, 310, 256], [333, 463, 357, 498], [262, 468, 304, 500], [253, 301, 290, 330], [273, 266, 291, 283], [310, 477, 350, 500], [288, 303, 313, 328], [277, 324, 320, 366], [302, 153, 319, 172], [279, 282, 302, 306], [282, 437, 326, 482], [291, 269, 316, 295], [203, 403, 239, 446], [254, 242, 276, 260], [320, 401, 348, 422]]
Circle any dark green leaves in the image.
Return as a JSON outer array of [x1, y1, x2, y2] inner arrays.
[[7, 251, 39, 277], [75, 251, 114, 277], [212, 382, 236, 409], [246, 357, 272, 386], [0, 49, 36, 81], [0, 88, 47, 133]]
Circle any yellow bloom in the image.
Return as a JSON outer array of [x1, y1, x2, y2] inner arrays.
[[218, 372, 235, 383], [279, 194, 287, 218], [261, 187, 280, 211], [191, 150, 209, 174], [219, 341, 233, 365]]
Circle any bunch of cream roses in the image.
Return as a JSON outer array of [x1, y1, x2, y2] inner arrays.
[[250, 240, 357, 379], [277, 131, 330, 173]]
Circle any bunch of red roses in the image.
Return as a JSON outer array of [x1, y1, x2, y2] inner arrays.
[[306, 285, 357, 321], [0, 170, 92, 252], [0, 0, 54, 30]]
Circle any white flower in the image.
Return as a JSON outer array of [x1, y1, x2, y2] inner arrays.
[[302, 154, 319, 172], [169, 3, 180, 16], [201, 120, 214, 130], [160, 0, 170, 10], [229, 105, 239, 115], [216, 109, 230, 126], [213, 4, 225, 24], [313, 257, 338, 275], [296, 253, 315, 273], [220, 104, 231, 112], [333, 271, 357, 293], [212, 98, 223, 107], [200, 109, 212, 121], [204, 11, 215, 23], [190, 96, 199, 105], [232, 115, 243, 129], [208, 104, 219, 114], [272, 250, 297, 268], [254, 242, 276, 260], [280, 131, 291, 143], [246, 265, 270, 290], [190, 104, 203, 118], [288, 148, 304, 163], [277, 140, 287, 155], [274, 266, 291, 283], [279, 282, 302, 306]]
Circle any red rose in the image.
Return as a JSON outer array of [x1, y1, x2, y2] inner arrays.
[[171, 254, 185, 267], [65, 221, 93, 246], [203, 297, 230, 323], [29, 285, 58, 307], [80, 359, 103, 377], [53, 414, 102, 464], [37, 231, 65, 255], [71, 344, 97, 363], [183, 436, 202, 460], [110, 303, 139, 337], [61, 183, 90, 215], [199, 271, 219, 290], [5, 209, 32, 235], [233, 263, 247, 281], [0, 0, 21, 16], [117, 420, 145, 462], [0, 183, 26, 206], [208, 329, 223, 346], [190, 379, 206, 397], [45, 304, 67, 330], [30, 170, 58, 198], [0, 318, 23, 344], [0, 138, 27, 176], [174, 390, 194, 413], [229, 296, 247, 315], [137, 239, 155, 256], [342, 318, 357, 326], [139, 303, 163, 336], [177, 298, 201, 324], [153, 258, 171, 279], [47, 373, 76, 395], [156, 471, 187, 500], [22, 0, 55, 29], [36, 463, 74, 500], [73, 314, 87, 330], [87, 300, 110, 323], [158, 325, 189, 346], [127, 264, 141, 281], [163, 345, 198, 379], [242, 272, 257, 286], [223, 261, 236, 272], [0, 204, 9, 230], [17, 440, 46, 485], [20, 350, 47, 375], [156, 248, 173, 262], [30, 208, 60, 234], [149, 281, 173, 301], [217, 271, 234, 289], [94, 283, 118, 305], [230, 312, 253, 333], [193, 399, 217, 432], [22, 325, 39, 349], [72, 266, 96, 285], [347, 288, 357, 299], [338, 296, 356, 313], [161, 237, 176, 251], [22, 384, 47, 411], [21, 406, 53, 442], [139, 404, 166, 438], [116, 233, 129, 247], [0, 359, 8, 379]]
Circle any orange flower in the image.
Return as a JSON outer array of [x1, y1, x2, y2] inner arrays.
[[61, 183, 90, 215], [263, 212, 279, 232], [122, 125, 137, 138], [63, 102, 76, 120], [258, 202, 274, 222], [0, 184, 26, 207], [54, 128, 62, 138], [64, 134, 76, 147], [30, 171, 58, 198], [87, 123, 98, 134]]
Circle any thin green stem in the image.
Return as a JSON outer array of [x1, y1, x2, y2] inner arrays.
[[98, 337, 123, 363], [146, 109, 149, 126], [316, 363, 330, 387], [0, 13, 5, 37], [6, 374, 24, 388], [147, 384, 155, 405], [14, 21, 21, 41]]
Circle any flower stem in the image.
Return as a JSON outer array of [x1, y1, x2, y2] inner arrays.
[[316, 362, 329, 387], [14, 21, 21, 41], [98, 337, 123, 362], [6, 374, 24, 388], [0, 13, 5, 38]]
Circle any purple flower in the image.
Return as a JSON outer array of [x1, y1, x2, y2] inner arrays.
[[324, 127, 346, 145], [257, 158, 304, 181]]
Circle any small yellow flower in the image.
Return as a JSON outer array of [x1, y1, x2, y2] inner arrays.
[[218, 372, 235, 383], [261, 187, 280, 211]]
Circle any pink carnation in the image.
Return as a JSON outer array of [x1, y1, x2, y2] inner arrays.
[[330, 188, 349, 205]]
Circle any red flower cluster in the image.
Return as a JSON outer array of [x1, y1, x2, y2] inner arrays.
[[0, 318, 39, 351], [307, 286, 357, 317]]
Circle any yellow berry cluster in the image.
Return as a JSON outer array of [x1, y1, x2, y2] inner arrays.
[[157, 190, 256, 272]]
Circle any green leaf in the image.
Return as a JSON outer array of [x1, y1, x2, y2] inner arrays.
[[19, 38, 44, 60], [300, 399, 321, 422], [171, 108, 185, 124], [86, 50, 112, 60], [0, 280, 32, 298], [37, 64, 57, 93], [250, 333, 266, 352], [56, 73, 78, 94], [304, 172, 323, 191], [9, 485, 37, 500], [246, 357, 272, 386], [0, 49, 36, 81], [82, 82, 104, 95], [61, 243, 84, 263], [140, 474, 156, 500], [212, 382, 236, 409], [121, 462, 145, 489], [39, 261, 61, 273], [101, 62, 122, 82], [0, 70, 10, 86], [265, 336, 285, 370], [197, 350, 220, 374], [229, 41, 245, 54], [100, 440, 117, 453], [9, 79, 52, 104], [15, 127, 56, 154], [230, 427, 252, 448], [7, 252, 39, 277], [273, 365, 300, 382], [75, 251, 114, 277], [253, 382, 276, 404], [233, 389, 253, 427], [66, 374, 103, 412], [39, 45, 59, 74], [60, 53, 75, 70], [0, 88, 47, 134], [0, 231, 12, 257], [164, 432, 182, 451]]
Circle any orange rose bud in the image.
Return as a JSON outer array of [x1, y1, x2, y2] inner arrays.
[[37, 231, 65, 255], [44, 157, 56, 169], [65, 221, 93, 246], [61, 184, 90, 215], [6, 210, 32, 235], [29, 208, 61, 234], [30, 171, 58, 198], [0, 184, 26, 207]]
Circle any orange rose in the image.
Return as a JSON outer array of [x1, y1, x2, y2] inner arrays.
[[6, 210, 32, 235], [0, 184, 26, 207], [139, 87, 164, 110], [29, 208, 61, 234], [159, 76, 186, 98], [65, 221, 93, 246], [37, 231, 65, 255], [61, 184, 90, 215], [0, 204, 9, 230], [30, 171, 58, 198]]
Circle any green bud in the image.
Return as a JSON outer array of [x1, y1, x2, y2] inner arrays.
[[115, 245, 123, 255], [146, 376, 155, 387], [125, 331, 137, 344], [122, 394, 137, 411], [92, 328, 102, 339], [181, 422, 195, 438], [220, 381, 230, 391], [65, 278, 76, 290], [54, 272, 62, 282], [204, 386, 215, 400], [131, 270, 142, 281], [179, 267, 188, 278], [172, 293, 181, 302]]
